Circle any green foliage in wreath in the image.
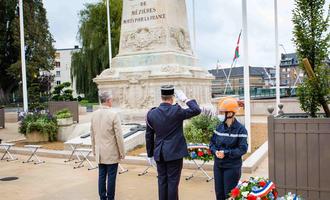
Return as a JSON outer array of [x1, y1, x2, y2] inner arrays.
[[184, 109, 220, 144], [184, 109, 220, 162]]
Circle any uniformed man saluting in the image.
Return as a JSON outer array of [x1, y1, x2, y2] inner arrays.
[[145, 85, 201, 200]]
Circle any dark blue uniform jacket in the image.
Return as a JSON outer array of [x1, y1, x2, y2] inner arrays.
[[146, 100, 201, 162], [209, 119, 248, 168]]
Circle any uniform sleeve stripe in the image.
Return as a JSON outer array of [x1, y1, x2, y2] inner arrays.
[[214, 130, 247, 138], [145, 114, 154, 130]]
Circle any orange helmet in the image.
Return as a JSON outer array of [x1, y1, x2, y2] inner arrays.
[[218, 97, 239, 113]]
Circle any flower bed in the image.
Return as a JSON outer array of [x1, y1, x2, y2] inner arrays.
[[19, 113, 58, 142]]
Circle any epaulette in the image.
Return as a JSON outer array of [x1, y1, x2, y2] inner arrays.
[[148, 107, 157, 113]]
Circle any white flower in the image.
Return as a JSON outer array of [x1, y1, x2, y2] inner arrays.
[[242, 182, 248, 187], [242, 191, 249, 197]]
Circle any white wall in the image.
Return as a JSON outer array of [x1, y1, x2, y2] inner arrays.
[[51, 48, 81, 98]]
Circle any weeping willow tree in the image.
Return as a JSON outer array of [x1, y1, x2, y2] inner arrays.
[[71, 0, 122, 101]]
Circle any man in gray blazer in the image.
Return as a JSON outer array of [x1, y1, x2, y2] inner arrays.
[[91, 91, 125, 200]]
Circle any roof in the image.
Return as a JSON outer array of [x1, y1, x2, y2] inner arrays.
[[208, 66, 274, 79]]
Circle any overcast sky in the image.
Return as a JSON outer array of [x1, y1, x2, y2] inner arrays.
[[43, 0, 329, 69]]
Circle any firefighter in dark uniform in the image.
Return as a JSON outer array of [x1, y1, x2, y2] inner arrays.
[[209, 97, 248, 200], [145, 85, 201, 200]]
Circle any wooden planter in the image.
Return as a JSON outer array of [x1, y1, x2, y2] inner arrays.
[[268, 114, 330, 199], [0, 107, 4, 128], [25, 131, 49, 143], [48, 101, 79, 122]]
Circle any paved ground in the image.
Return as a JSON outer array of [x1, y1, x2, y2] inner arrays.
[[1, 112, 269, 199], [0, 155, 268, 200], [0, 122, 25, 142]]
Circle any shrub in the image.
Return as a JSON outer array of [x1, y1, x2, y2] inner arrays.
[[19, 113, 58, 141], [184, 109, 220, 144], [55, 109, 72, 119], [51, 82, 74, 101]]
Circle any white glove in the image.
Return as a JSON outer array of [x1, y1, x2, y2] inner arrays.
[[175, 90, 188, 102], [147, 157, 156, 166]]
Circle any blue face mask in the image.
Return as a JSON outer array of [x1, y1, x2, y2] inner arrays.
[[217, 114, 226, 122]]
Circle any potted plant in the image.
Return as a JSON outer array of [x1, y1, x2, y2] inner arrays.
[[55, 109, 73, 126], [80, 99, 93, 112], [19, 113, 58, 142], [184, 109, 219, 162], [268, 1, 330, 198], [0, 106, 4, 128], [48, 82, 79, 122]]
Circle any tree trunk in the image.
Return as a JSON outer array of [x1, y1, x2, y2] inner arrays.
[[0, 88, 9, 105]]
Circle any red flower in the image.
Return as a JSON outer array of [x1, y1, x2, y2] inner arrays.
[[197, 151, 204, 157], [247, 194, 257, 200], [259, 181, 266, 187], [207, 149, 212, 155], [273, 190, 278, 198], [231, 187, 240, 198], [261, 197, 268, 200]]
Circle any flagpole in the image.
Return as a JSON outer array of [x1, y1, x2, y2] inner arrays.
[[192, 0, 196, 54], [274, 0, 280, 114], [224, 31, 241, 95], [242, 0, 251, 153], [224, 59, 235, 94], [19, 0, 28, 112], [106, 0, 112, 69]]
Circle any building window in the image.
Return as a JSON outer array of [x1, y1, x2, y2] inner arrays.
[[56, 81, 61, 85], [55, 52, 60, 59], [56, 71, 61, 77], [55, 62, 60, 68]]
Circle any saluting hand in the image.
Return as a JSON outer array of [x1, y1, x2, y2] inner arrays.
[[216, 150, 225, 159], [175, 90, 188, 102]]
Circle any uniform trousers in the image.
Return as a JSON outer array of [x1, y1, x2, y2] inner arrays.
[[156, 155, 183, 200], [213, 161, 241, 200]]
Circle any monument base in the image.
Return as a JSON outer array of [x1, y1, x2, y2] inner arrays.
[[94, 63, 214, 112]]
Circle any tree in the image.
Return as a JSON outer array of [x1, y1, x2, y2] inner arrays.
[[292, 0, 330, 117], [0, 0, 19, 104], [71, 0, 122, 101], [51, 82, 74, 101], [0, 0, 55, 106]]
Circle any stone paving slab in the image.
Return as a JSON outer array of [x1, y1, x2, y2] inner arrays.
[[0, 155, 268, 200]]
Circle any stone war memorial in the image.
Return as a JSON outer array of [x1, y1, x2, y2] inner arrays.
[[94, 0, 214, 120]]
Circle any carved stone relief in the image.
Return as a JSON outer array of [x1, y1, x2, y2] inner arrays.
[[160, 65, 186, 74], [121, 27, 166, 51], [170, 27, 191, 51]]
